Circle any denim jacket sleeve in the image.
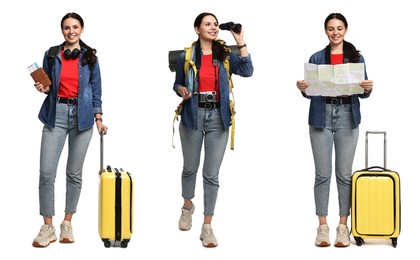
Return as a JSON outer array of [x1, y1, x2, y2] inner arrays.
[[229, 53, 254, 77]]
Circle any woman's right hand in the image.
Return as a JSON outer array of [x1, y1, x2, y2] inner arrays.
[[34, 82, 50, 93], [296, 80, 309, 92], [177, 86, 192, 100]]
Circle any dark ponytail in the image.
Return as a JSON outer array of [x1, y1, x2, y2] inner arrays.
[[343, 40, 360, 63], [79, 39, 97, 67], [212, 40, 230, 62]]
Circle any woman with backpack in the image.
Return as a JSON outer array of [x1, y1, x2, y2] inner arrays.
[[173, 12, 253, 247]]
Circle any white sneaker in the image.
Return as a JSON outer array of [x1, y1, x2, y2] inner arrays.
[[200, 224, 218, 247], [334, 224, 350, 247], [60, 220, 74, 243], [315, 224, 330, 247], [178, 203, 195, 231], [32, 224, 57, 247]]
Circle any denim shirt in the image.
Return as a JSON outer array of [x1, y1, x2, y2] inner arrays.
[[173, 49, 253, 130], [38, 45, 103, 131], [303, 47, 371, 129]]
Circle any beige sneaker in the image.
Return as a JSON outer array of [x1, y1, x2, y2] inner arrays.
[[334, 224, 350, 247], [178, 203, 195, 231], [200, 224, 218, 247], [315, 224, 330, 247], [32, 225, 57, 247], [59, 220, 74, 243]]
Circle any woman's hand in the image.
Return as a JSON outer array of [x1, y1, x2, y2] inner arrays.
[[296, 80, 309, 93], [96, 119, 108, 135], [359, 80, 373, 93], [34, 82, 50, 93], [177, 86, 192, 100]]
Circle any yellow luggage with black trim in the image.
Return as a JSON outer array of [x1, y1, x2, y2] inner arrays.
[[98, 134, 133, 248], [351, 131, 400, 247]]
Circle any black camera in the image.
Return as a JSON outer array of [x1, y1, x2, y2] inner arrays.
[[219, 22, 242, 33], [199, 91, 217, 103]]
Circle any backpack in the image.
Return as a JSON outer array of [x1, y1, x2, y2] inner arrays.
[[172, 39, 237, 150], [47, 45, 93, 81]]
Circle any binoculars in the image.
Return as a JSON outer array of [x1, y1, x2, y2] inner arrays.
[[219, 22, 242, 33]]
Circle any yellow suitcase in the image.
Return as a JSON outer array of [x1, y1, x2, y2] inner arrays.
[[351, 131, 400, 247], [98, 134, 133, 248]]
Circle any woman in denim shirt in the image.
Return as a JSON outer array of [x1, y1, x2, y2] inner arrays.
[[32, 12, 108, 247], [173, 12, 253, 247], [296, 13, 373, 248]]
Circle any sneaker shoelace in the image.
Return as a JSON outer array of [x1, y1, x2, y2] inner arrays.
[[37, 226, 54, 240], [319, 228, 329, 235], [203, 228, 213, 237], [337, 228, 347, 237], [181, 209, 191, 220], [61, 224, 71, 234]]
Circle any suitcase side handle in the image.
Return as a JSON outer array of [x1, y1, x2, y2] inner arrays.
[[365, 131, 387, 169]]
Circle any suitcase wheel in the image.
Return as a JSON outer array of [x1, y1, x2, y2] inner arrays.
[[121, 240, 128, 248], [103, 240, 111, 248], [391, 238, 397, 248], [354, 236, 364, 246]]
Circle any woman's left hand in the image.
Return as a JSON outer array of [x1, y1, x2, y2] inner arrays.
[[96, 120, 108, 135], [359, 80, 373, 93]]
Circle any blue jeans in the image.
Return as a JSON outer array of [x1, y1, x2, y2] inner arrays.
[[179, 107, 229, 216], [309, 104, 359, 217], [39, 102, 93, 217]]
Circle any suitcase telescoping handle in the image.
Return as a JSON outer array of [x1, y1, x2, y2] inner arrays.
[[100, 131, 104, 174], [365, 130, 387, 169]]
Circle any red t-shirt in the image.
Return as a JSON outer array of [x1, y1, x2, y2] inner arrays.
[[58, 50, 79, 98], [199, 54, 219, 100], [330, 53, 344, 65]]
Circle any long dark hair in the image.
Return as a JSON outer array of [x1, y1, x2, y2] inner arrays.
[[61, 12, 97, 67], [324, 13, 360, 63], [194, 12, 230, 62]]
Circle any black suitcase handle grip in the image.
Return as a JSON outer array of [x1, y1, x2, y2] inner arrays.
[[362, 166, 391, 172]]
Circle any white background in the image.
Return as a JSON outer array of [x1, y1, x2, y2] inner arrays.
[[1, 0, 418, 259]]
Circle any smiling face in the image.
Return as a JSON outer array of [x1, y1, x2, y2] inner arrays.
[[61, 17, 84, 47], [195, 15, 219, 42], [325, 18, 347, 47]]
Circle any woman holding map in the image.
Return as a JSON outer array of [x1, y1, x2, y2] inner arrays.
[[295, 13, 373, 248]]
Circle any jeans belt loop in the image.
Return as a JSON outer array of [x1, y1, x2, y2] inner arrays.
[[330, 97, 339, 106]]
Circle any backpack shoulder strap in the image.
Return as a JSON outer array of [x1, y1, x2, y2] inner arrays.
[[172, 41, 197, 148], [47, 45, 60, 80], [47, 45, 60, 69], [184, 41, 198, 80], [227, 60, 236, 150]]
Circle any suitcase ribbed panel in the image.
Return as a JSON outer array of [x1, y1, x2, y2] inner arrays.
[[355, 175, 394, 235]]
